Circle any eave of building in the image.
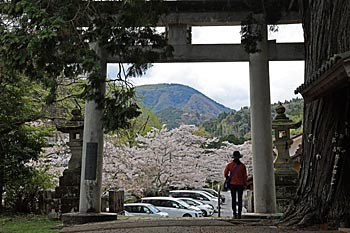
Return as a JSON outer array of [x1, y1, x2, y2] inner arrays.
[[295, 51, 350, 102]]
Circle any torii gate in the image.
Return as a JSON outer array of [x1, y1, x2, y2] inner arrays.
[[75, 0, 304, 222]]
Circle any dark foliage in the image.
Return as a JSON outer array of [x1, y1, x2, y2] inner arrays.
[[0, 0, 171, 132]]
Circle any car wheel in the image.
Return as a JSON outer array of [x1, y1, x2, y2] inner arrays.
[[201, 210, 207, 217], [183, 214, 192, 217]]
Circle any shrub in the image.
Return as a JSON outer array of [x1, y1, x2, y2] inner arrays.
[[4, 167, 55, 213]]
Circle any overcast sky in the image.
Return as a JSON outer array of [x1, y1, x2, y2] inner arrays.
[[108, 24, 304, 110]]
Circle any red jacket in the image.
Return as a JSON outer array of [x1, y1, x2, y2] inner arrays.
[[224, 161, 247, 187]]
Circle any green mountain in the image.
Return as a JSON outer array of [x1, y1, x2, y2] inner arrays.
[[201, 98, 304, 142], [135, 83, 232, 128]]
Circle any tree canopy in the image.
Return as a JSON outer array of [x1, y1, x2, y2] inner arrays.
[[0, 0, 171, 212], [0, 75, 51, 212], [0, 0, 171, 131]]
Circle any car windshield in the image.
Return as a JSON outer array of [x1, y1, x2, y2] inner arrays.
[[190, 199, 202, 205], [181, 199, 199, 206], [200, 191, 215, 198], [176, 199, 191, 208], [147, 204, 161, 213], [203, 189, 218, 197]]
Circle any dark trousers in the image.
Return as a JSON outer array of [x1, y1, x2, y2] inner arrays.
[[229, 185, 244, 215]]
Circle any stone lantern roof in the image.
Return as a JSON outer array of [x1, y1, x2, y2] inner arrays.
[[56, 108, 84, 133], [272, 102, 302, 129]]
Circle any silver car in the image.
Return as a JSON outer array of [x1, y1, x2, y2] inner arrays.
[[177, 197, 214, 217], [141, 196, 203, 217], [124, 203, 169, 217], [169, 190, 219, 212], [199, 188, 225, 203]]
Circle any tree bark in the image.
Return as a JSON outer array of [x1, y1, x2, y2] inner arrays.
[[0, 174, 3, 212], [282, 0, 350, 228]]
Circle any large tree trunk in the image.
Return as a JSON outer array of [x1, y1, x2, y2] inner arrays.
[[0, 174, 3, 212], [282, 0, 350, 227]]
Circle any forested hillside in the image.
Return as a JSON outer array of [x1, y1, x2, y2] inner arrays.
[[134, 83, 303, 143], [201, 98, 303, 143], [135, 83, 232, 128]]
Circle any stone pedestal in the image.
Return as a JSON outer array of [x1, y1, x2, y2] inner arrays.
[[274, 139, 299, 212], [55, 168, 81, 213], [275, 172, 298, 212]]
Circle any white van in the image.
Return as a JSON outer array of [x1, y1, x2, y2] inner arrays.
[[169, 190, 219, 212], [141, 196, 202, 217]]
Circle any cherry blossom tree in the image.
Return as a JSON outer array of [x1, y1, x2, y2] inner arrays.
[[34, 125, 253, 198], [103, 125, 211, 197], [29, 131, 71, 185], [103, 125, 253, 198]]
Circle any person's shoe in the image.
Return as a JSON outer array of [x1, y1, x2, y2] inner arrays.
[[233, 213, 238, 219], [237, 214, 242, 219]]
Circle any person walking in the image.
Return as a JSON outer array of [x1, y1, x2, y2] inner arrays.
[[224, 150, 247, 219]]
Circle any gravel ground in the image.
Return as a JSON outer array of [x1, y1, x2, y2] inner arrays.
[[60, 218, 342, 233], [60, 191, 344, 233]]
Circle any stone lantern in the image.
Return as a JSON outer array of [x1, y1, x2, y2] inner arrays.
[[272, 103, 301, 174], [272, 102, 301, 212], [55, 108, 84, 213], [56, 108, 84, 171]]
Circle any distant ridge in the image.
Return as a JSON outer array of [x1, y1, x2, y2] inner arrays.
[[135, 83, 232, 128]]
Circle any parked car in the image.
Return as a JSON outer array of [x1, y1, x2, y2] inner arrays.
[[169, 190, 218, 212], [199, 188, 225, 204], [141, 197, 203, 217], [124, 203, 169, 217], [177, 197, 214, 217]]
